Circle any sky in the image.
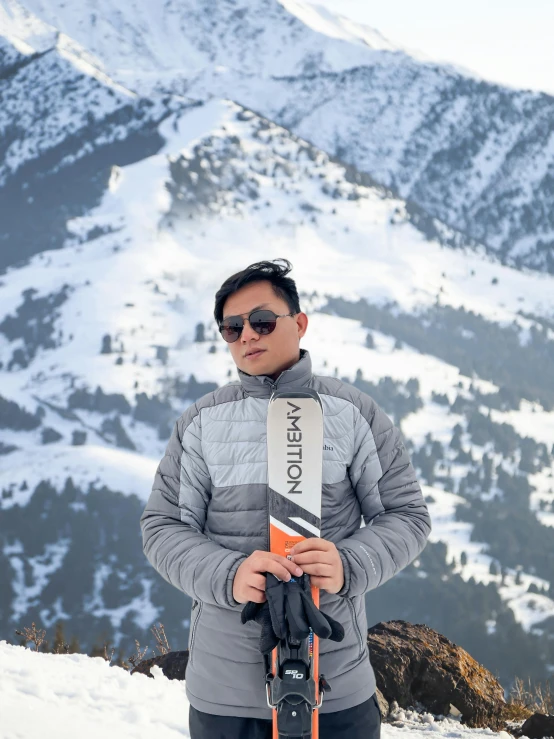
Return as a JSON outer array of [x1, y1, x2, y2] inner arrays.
[[308, 0, 554, 95]]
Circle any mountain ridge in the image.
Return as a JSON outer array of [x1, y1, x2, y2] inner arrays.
[[2, 0, 553, 273]]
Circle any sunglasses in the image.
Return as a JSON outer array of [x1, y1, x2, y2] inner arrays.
[[218, 309, 296, 343]]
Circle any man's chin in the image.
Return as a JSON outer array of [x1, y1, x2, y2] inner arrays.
[[239, 363, 273, 377], [238, 357, 277, 377]]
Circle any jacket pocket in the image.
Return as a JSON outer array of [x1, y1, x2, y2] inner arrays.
[[346, 597, 365, 660], [189, 599, 203, 665]]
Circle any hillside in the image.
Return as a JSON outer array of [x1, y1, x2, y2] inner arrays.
[[2, 0, 554, 272]]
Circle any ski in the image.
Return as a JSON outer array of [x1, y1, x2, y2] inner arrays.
[[266, 388, 324, 739]]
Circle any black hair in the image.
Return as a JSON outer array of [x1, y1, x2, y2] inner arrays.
[[214, 258, 300, 324]]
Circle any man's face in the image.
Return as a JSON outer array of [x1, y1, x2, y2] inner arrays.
[[221, 280, 308, 378]]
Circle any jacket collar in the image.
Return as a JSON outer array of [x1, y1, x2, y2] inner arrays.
[[238, 349, 313, 398]]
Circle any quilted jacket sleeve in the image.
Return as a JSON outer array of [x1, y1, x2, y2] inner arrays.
[[335, 393, 432, 598], [140, 409, 247, 610]]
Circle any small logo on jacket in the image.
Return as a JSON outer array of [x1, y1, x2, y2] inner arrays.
[[323, 444, 334, 451]]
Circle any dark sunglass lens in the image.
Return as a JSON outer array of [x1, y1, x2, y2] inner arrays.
[[250, 310, 277, 335], [219, 317, 243, 343]]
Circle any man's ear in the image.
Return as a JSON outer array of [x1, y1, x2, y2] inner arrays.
[[296, 312, 308, 340]]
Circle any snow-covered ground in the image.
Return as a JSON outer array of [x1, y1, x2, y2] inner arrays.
[[0, 640, 516, 739]]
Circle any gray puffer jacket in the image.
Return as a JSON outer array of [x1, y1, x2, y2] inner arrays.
[[140, 349, 431, 718]]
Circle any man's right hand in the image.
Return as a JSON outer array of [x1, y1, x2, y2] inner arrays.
[[233, 550, 304, 604]]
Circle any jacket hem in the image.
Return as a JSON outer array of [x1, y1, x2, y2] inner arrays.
[[185, 673, 376, 718]]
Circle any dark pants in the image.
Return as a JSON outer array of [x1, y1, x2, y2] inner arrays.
[[189, 693, 381, 739]]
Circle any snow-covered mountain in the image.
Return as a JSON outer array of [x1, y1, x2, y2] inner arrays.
[[1, 0, 554, 690], [0, 27, 185, 271], [1, 94, 554, 684], [2, 0, 554, 273]]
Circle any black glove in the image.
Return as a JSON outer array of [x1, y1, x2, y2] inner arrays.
[[241, 573, 345, 655]]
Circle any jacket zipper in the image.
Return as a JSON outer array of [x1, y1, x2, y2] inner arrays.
[[189, 600, 203, 664], [346, 597, 364, 658], [264, 379, 276, 551]]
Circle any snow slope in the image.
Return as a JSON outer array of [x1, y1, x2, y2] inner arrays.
[[0, 641, 516, 739]]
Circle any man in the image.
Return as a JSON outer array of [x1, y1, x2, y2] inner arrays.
[[140, 258, 432, 739]]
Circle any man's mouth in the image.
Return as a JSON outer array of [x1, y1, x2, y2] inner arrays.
[[245, 349, 265, 358]]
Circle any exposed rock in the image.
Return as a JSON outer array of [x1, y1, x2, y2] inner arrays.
[[514, 713, 554, 739], [131, 650, 189, 680], [367, 620, 505, 729]]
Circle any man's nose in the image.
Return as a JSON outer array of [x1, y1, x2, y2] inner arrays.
[[240, 318, 259, 342]]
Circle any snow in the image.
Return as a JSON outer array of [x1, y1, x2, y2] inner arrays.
[[0, 445, 159, 509], [279, 0, 398, 52], [489, 404, 554, 448], [0, 0, 58, 52], [0, 641, 191, 738], [0, 640, 517, 739]]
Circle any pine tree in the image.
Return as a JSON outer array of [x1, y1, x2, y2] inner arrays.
[[194, 323, 205, 342], [100, 334, 112, 354], [53, 620, 69, 653]]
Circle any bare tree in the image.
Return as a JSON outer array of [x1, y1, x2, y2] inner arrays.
[[151, 622, 171, 655], [15, 622, 46, 652], [128, 639, 151, 668]]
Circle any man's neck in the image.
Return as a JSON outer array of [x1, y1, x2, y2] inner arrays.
[[268, 351, 301, 381]]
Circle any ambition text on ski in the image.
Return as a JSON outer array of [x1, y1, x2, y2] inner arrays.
[[286, 402, 302, 494]]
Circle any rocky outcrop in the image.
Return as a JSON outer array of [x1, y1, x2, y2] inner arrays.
[[130, 649, 189, 680], [513, 714, 554, 739], [366, 620, 506, 729]]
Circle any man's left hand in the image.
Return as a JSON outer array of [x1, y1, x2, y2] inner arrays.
[[289, 538, 344, 594]]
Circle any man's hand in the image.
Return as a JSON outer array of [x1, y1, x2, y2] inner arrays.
[[289, 538, 344, 594], [233, 551, 304, 604]]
